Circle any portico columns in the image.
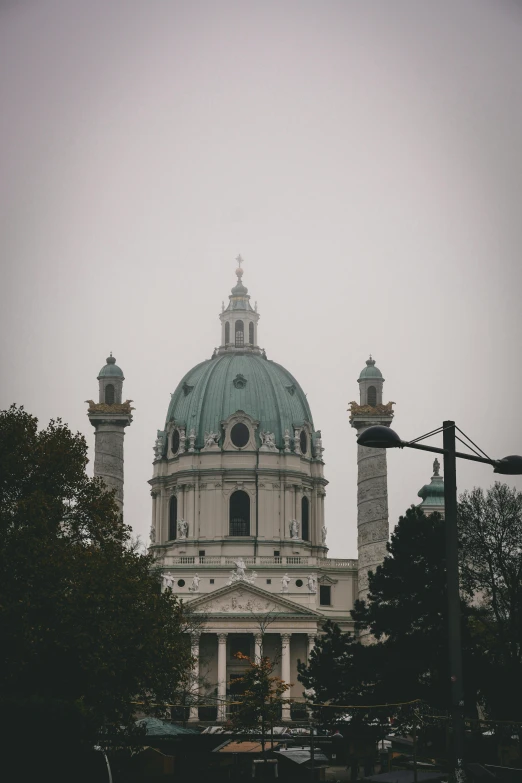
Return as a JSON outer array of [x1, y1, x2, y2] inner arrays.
[[254, 633, 263, 663], [217, 633, 228, 722], [189, 632, 201, 722], [281, 633, 291, 721], [307, 633, 316, 660]]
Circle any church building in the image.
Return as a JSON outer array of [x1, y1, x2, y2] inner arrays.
[[87, 259, 440, 723]]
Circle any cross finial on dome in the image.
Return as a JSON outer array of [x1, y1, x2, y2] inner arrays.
[[235, 254, 244, 279], [366, 355, 376, 367]]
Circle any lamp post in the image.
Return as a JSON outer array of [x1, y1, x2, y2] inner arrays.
[[357, 421, 522, 781]]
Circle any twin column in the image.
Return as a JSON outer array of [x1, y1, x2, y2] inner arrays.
[[190, 632, 316, 723]]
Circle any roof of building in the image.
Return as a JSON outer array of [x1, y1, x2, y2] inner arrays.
[[358, 356, 383, 380], [98, 353, 124, 379], [135, 717, 199, 736], [165, 353, 314, 451]]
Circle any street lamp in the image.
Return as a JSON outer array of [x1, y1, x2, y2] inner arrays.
[[357, 421, 522, 781]]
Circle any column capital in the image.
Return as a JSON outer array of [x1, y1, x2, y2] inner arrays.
[[191, 631, 201, 642], [307, 633, 316, 642], [280, 632, 291, 644], [217, 632, 228, 644], [254, 633, 263, 643]]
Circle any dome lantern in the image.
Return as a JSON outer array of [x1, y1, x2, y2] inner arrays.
[[218, 256, 261, 354]]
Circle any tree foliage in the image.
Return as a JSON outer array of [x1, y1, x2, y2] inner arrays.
[[459, 483, 522, 721], [0, 406, 192, 765], [299, 491, 522, 730], [229, 653, 290, 737], [299, 506, 480, 727]]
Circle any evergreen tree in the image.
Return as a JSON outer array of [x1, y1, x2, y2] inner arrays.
[[0, 406, 192, 778]]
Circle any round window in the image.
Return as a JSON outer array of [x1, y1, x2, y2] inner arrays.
[[177, 579, 185, 587], [172, 430, 180, 454], [300, 430, 308, 454], [296, 579, 303, 587], [231, 422, 250, 448]]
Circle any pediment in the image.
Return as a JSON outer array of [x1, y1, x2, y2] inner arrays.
[[186, 582, 322, 617]]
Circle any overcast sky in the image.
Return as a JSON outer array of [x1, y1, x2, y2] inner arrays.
[[1, 0, 522, 557]]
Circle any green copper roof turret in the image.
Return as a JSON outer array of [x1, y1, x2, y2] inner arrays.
[[98, 353, 124, 379], [418, 458, 445, 510], [358, 356, 383, 380]]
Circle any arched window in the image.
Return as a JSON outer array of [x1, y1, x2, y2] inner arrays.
[[248, 322, 254, 344], [300, 430, 308, 455], [367, 386, 377, 407], [169, 496, 177, 540], [225, 322, 230, 344], [235, 320, 244, 347], [230, 490, 250, 536], [105, 384, 115, 405], [302, 496, 310, 541]]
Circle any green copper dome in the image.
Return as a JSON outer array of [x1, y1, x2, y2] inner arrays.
[[98, 354, 124, 379], [418, 459, 445, 509], [165, 353, 314, 450], [358, 356, 383, 380]]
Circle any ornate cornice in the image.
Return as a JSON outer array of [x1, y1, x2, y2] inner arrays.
[[348, 401, 395, 421]]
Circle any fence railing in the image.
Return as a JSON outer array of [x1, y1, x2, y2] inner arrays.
[[166, 555, 357, 568]]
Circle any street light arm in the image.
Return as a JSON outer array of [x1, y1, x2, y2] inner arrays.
[[403, 440, 496, 467]]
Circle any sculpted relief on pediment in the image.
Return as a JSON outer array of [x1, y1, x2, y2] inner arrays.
[[194, 590, 276, 614]]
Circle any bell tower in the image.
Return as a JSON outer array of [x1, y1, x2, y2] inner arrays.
[[87, 354, 133, 513], [349, 357, 394, 608]]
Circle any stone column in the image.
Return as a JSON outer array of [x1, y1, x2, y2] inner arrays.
[[189, 633, 201, 722], [179, 484, 185, 520], [217, 633, 228, 722], [194, 479, 200, 539], [295, 485, 302, 531], [155, 491, 164, 542], [281, 633, 291, 721], [254, 633, 263, 663], [151, 492, 157, 542], [187, 484, 195, 531], [307, 633, 316, 661], [355, 438, 389, 604]]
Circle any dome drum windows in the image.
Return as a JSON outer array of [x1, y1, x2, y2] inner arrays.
[[229, 490, 250, 536], [294, 424, 312, 457], [169, 496, 177, 540], [301, 496, 310, 541], [171, 429, 180, 455], [248, 322, 254, 344], [222, 411, 259, 451], [225, 322, 230, 344], [231, 422, 249, 447]]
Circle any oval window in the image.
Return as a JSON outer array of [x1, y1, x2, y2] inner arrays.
[[172, 430, 180, 454], [177, 579, 185, 587], [300, 430, 308, 454], [296, 579, 303, 587], [231, 422, 250, 448]]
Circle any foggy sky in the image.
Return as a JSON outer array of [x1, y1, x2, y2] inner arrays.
[[1, 0, 522, 557]]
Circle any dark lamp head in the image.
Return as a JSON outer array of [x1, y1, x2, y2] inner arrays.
[[357, 426, 402, 449], [493, 455, 522, 475]]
